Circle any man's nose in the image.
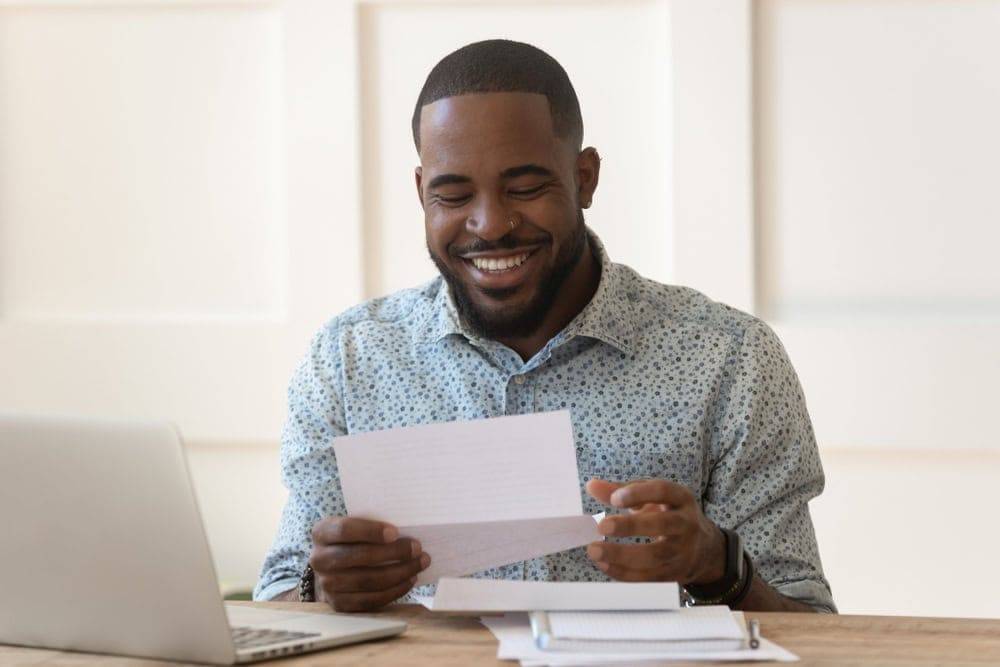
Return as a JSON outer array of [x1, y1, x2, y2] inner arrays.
[[465, 196, 512, 241]]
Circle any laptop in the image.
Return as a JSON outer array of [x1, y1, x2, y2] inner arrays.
[[0, 414, 406, 664]]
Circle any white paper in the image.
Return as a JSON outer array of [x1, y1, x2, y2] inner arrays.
[[405, 515, 600, 586], [420, 579, 681, 613], [334, 411, 582, 524], [546, 607, 743, 641], [481, 614, 799, 665], [333, 411, 598, 584]]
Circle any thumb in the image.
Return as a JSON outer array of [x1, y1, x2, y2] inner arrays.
[[586, 478, 623, 505]]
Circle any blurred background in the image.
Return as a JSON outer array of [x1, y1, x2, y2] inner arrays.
[[1, 0, 998, 616]]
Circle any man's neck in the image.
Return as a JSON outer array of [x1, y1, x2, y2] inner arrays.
[[496, 237, 601, 362]]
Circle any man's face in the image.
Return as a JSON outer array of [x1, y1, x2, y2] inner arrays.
[[416, 92, 592, 339]]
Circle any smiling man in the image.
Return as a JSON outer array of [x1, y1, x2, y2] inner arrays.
[[254, 40, 835, 614]]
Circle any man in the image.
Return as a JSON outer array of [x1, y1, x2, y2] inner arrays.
[[254, 40, 835, 614]]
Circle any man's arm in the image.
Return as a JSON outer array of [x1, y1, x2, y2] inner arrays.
[[736, 575, 818, 613], [585, 478, 824, 612], [253, 325, 348, 602], [272, 587, 299, 602], [584, 321, 835, 612], [703, 320, 835, 612], [253, 323, 430, 611]]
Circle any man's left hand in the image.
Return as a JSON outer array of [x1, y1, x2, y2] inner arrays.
[[585, 478, 726, 585]]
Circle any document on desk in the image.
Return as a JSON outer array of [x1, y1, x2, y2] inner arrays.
[[417, 578, 680, 612], [333, 411, 600, 585], [482, 613, 800, 665]]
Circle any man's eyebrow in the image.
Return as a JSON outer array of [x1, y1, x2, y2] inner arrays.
[[501, 164, 555, 180], [427, 173, 472, 189]]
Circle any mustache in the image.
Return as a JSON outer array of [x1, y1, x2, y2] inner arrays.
[[448, 233, 550, 257]]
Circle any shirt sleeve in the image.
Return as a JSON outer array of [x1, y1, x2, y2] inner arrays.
[[253, 324, 349, 601], [703, 320, 836, 613]]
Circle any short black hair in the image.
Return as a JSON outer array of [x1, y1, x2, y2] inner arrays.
[[411, 39, 583, 154]]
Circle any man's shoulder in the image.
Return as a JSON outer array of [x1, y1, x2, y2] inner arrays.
[[615, 263, 765, 345], [316, 276, 445, 342]]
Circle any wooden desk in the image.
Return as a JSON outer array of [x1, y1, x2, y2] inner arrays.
[[2, 602, 999, 666]]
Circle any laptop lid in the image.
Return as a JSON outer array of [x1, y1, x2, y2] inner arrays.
[[0, 414, 236, 665]]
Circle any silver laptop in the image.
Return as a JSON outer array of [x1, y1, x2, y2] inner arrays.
[[0, 414, 406, 664]]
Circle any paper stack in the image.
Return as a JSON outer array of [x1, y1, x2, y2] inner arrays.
[[419, 579, 798, 665], [416, 578, 683, 613], [481, 610, 799, 665]]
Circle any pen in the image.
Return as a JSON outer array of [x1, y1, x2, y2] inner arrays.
[[748, 618, 760, 650]]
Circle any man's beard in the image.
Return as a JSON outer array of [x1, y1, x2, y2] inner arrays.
[[428, 210, 589, 341]]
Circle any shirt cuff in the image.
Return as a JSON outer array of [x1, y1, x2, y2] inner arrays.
[[254, 578, 299, 602], [773, 578, 837, 613]]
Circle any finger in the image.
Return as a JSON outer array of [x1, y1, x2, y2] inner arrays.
[[628, 503, 664, 514], [329, 576, 418, 613], [587, 539, 679, 570], [597, 510, 686, 538], [311, 516, 399, 545], [610, 480, 693, 510], [585, 478, 623, 505], [311, 538, 421, 571], [323, 554, 430, 594]]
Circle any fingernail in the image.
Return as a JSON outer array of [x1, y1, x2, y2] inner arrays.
[[610, 489, 624, 506], [419, 553, 431, 569], [382, 526, 398, 543], [598, 519, 615, 536], [587, 545, 604, 561], [597, 562, 609, 572], [411, 540, 422, 557]]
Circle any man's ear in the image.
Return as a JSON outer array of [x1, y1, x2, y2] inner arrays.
[[576, 147, 601, 209], [414, 166, 425, 208]]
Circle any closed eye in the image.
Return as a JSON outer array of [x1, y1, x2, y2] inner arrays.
[[433, 194, 472, 207], [509, 184, 547, 198]]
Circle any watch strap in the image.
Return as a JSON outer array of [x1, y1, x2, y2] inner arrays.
[[298, 563, 316, 602], [685, 526, 742, 601], [729, 550, 755, 608], [685, 527, 754, 607]]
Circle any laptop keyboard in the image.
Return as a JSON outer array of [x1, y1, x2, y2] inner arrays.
[[231, 626, 320, 649]]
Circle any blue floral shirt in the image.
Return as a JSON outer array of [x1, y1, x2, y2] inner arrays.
[[254, 232, 835, 612]]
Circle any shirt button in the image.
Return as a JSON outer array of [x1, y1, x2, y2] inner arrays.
[[514, 375, 526, 385]]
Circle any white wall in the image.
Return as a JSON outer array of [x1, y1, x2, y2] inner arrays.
[[3, 0, 999, 618], [752, 0, 1000, 617], [0, 0, 363, 442]]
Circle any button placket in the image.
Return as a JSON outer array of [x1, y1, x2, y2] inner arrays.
[[505, 373, 535, 415]]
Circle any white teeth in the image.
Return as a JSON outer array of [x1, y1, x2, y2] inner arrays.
[[470, 252, 531, 272]]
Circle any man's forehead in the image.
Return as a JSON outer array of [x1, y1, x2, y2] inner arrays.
[[418, 91, 561, 167]]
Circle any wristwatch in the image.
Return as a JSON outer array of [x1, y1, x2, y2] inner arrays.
[[683, 527, 754, 607]]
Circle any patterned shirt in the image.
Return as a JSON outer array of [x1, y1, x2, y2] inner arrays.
[[254, 232, 836, 612]]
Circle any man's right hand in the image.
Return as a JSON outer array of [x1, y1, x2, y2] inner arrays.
[[309, 517, 430, 612]]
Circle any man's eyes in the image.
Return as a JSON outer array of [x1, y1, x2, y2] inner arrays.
[[432, 184, 547, 207]]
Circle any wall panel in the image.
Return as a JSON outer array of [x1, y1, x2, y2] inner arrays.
[[0, 4, 286, 320], [755, 0, 1000, 450], [0, 0, 362, 442]]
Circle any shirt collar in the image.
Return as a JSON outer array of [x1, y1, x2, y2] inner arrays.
[[413, 276, 465, 346], [414, 229, 636, 355], [557, 232, 636, 355]]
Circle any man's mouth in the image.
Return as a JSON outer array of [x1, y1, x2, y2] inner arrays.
[[468, 251, 532, 273], [455, 246, 542, 291]]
